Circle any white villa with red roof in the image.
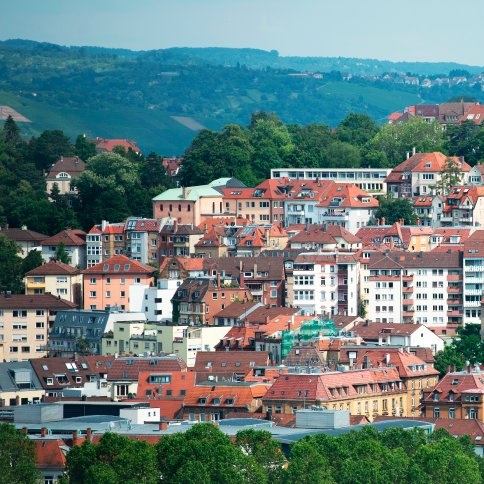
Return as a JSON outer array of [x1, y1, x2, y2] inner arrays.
[[386, 151, 471, 199], [40, 229, 87, 268]]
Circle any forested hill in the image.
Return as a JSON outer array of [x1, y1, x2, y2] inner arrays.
[[0, 40, 483, 154]]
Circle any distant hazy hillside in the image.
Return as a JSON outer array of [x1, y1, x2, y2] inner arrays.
[[0, 40, 482, 154]]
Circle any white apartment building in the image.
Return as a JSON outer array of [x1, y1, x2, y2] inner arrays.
[[287, 253, 359, 317], [367, 251, 463, 334], [129, 278, 182, 322]]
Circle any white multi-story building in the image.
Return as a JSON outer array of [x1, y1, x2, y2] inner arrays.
[[286, 253, 359, 317], [367, 251, 463, 335], [129, 278, 182, 322], [463, 233, 484, 324], [271, 167, 390, 195]]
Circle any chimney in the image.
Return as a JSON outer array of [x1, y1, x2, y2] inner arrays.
[[381, 217, 385, 225], [22, 427, 28, 435], [72, 430, 78, 447], [376, 218, 380, 226], [412, 146, 416, 155], [182, 186, 187, 199], [216, 273, 221, 288], [159, 421, 168, 431], [40, 427, 47, 438], [253, 263, 257, 277], [406, 151, 410, 159], [365, 319, 370, 327], [86, 428, 92, 442]]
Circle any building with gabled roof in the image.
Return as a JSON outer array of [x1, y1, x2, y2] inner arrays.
[[81, 255, 155, 311], [91, 137, 141, 155], [45, 156, 85, 197], [107, 355, 187, 400], [194, 351, 271, 384], [262, 367, 407, 420], [41, 229, 87, 268], [386, 151, 471, 199], [221, 178, 287, 224], [350, 321, 444, 353], [24, 259, 82, 305], [182, 381, 270, 422], [0, 226, 48, 258], [194, 227, 228, 258], [287, 223, 361, 251], [315, 183, 379, 232], [339, 347, 439, 417], [30, 355, 114, 398], [422, 370, 484, 421], [441, 185, 484, 228]]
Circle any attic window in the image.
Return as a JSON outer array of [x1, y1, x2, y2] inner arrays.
[[81, 363, 88, 370], [103, 264, 109, 271], [451, 379, 459, 385], [42, 365, 48, 371], [425, 163, 431, 168], [124, 264, 130, 270], [212, 398, 221, 405], [225, 398, 234, 405], [199, 397, 207, 404], [114, 264, 120, 271]]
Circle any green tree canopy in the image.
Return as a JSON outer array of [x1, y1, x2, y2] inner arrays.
[[374, 195, 417, 225], [0, 234, 23, 293], [364, 117, 444, 167], [0, 423, 40, 484], [74, 152, 145, 230]]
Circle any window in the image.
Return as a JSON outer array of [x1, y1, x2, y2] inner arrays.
[[36, 322, 44, 328], [90, 277, 97, 284], [89, 291, 97, 298], [106, 291, 111, 298], [449, 408, 455, 419], [13, 310, 27, 318]]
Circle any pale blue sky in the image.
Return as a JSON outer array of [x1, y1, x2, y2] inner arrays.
[[1, 0, 483, 65]]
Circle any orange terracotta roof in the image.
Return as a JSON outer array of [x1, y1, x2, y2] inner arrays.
[[33, 439, 66, 469], [183, 382, 269, 407]]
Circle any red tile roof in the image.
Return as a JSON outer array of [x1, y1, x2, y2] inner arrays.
[[0, 227, 48, 242], [183, 382, 269, 407], [33, 439, 66, 470], [0, 293, 77, 310], [25, 259, 80, 276], [423, 371, 484, 403], [107, 356, 187, 381], [194, 351, 270, 383], [82, 254, 156, 275], [264, 367, 403, 402], [47, 156, 85, 178], [316, 183, 379, 208], [352, 321, 424, 340], [30, 355, 114, 390], [41, 229, 86, 247], [92, 138, 141, 154], [136, 370, 195, 404]]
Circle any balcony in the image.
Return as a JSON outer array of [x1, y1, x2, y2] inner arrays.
[[26, 280, 46, 289], [464, 266, 484, 273], [447, 310, 463, 317], [440, 214, 453, 222], [447, 274, 462, 282], [402, 298, 414, 305], [465, 289, 483, 296], [402, 311, 414, 318], [448, 286, 462, 293], [465, 300, 481, 308]]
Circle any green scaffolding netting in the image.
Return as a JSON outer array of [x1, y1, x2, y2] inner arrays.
[[281, 318, 338, 359]]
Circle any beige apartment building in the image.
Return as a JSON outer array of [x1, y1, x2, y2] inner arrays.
[[0, 294, 77, 361], [24, 260, 83, 305]]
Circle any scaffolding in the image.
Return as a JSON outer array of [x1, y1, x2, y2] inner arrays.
[[281, 318, 338, 360]]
